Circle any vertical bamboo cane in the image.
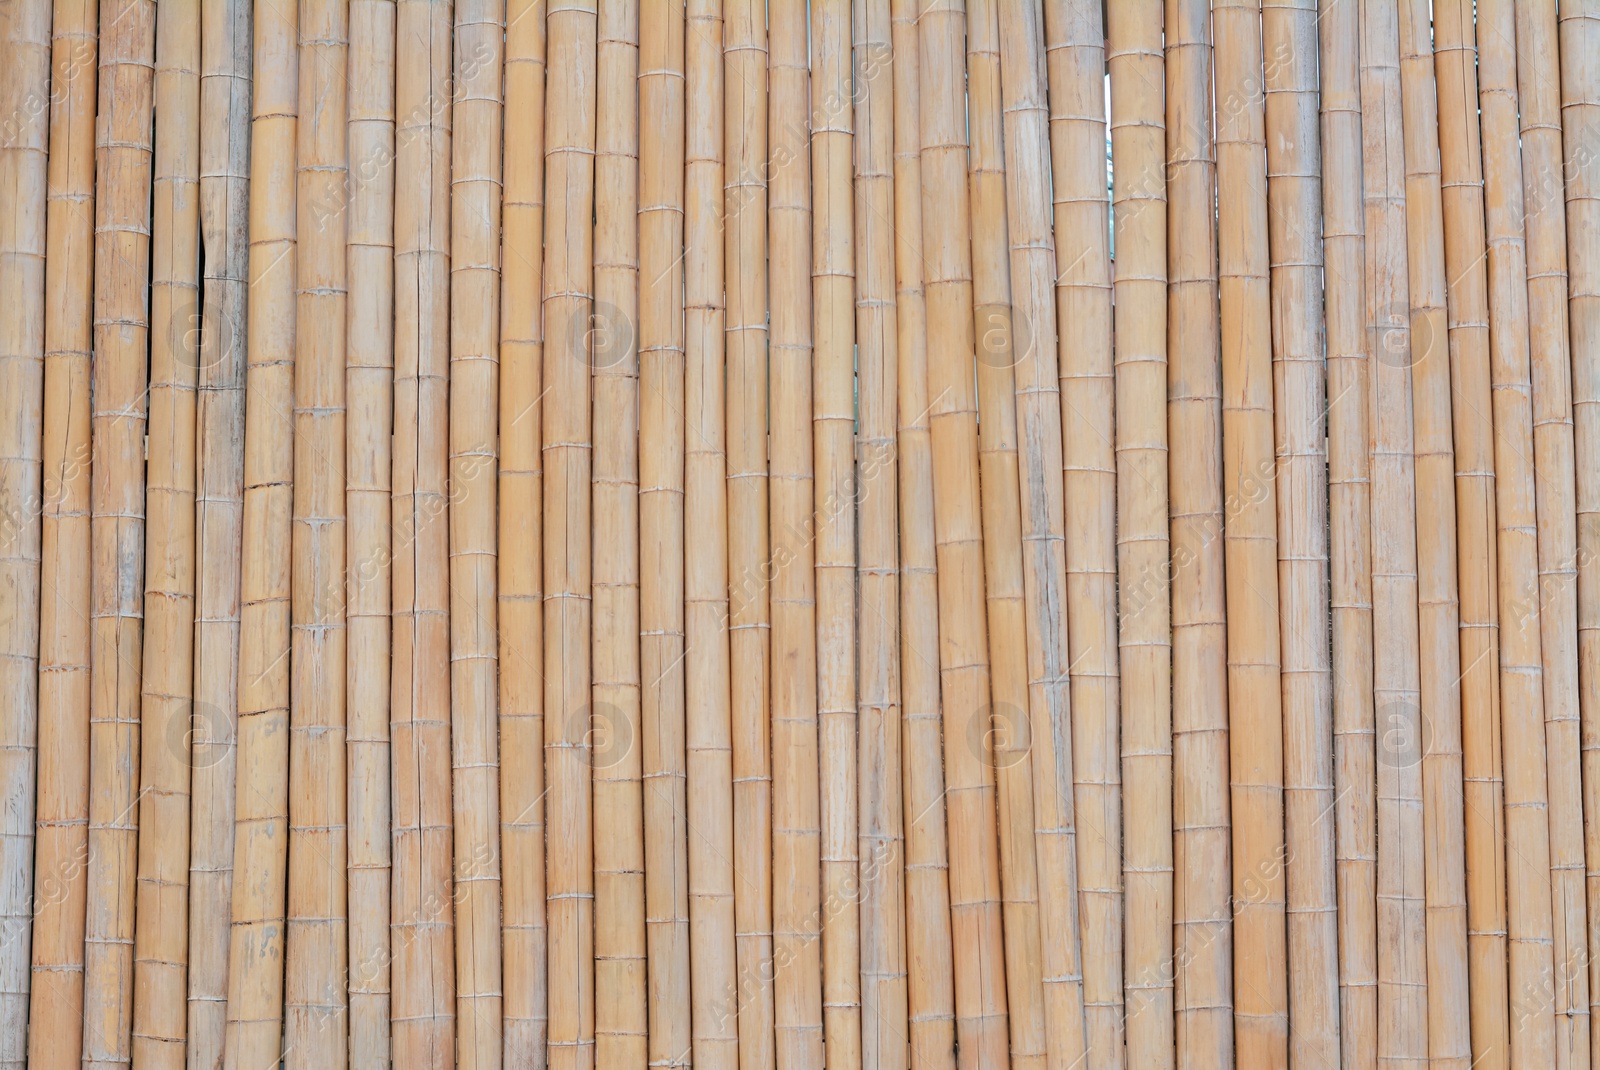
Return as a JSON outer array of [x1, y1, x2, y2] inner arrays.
[[888, 4, 959, 1066], [132, 0, 202, 1060], [1165, 0, 1233, 1061], [918, 3, 1011, 1065], [28, 4, 97, 1067], [1357, 0, 1428, 1058], [83, 2, 156, 1064], [593, 1, 645, 1066], [723, 1, 776, 1062], [500, 0, 549, 1060], [449, 2, 503, 1062], [224, 0, 295, 1063], [768, 2, 824, 1065], [392, 0, 456, 1064]]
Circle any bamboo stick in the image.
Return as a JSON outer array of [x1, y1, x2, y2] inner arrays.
[[723, 0, 776, 1062], [391, 0, 456, 1064], [592, 0, 645, 1066], [345, 0, 395, 1064], [917, 3, 1011, 1065], [27, 3, 97, 1067], [888, 3, 959, 1066], [82, 1, 156, 1064], [449, 1, 503, 1062], [499, 0, 549, 1061], [1043, 2, 1125, 1064], [768, 1, 824, 1065], [132, 0, 202, 1061], [1164, 0, 1232, 1060], [1318, 0, 1378, 1063]]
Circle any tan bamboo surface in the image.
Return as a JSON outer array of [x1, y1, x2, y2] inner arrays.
[[1319, 0, 1379, 1062], [888, 3, 959, 1066], [392, 0, 457, 1064], [499, 0, 548, 1061], [542, 3, 597, 1069], [1358, 0, 1429, 1059], [27, 2, 97, 1067], [592, 0, 645, 1066], [82, 1, 155, 1065], [131, 0, 201, 1061], [1165, 0, 1232, 1061], [723, 0, 776, 1063], [345, 0, 395, 1064], [768, 1, 824, 1066], [852, 3, 909, 1066], [448, 1, 503, 1062]]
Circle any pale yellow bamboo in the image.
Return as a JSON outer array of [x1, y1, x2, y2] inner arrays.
[[391, 0, 456, 1064], [27, 3, 97, 1067], [592, 1, 645, 1066], [83, 2, 155, 1064], [345, 0, 394, 1064], [888, 3, 958, 1066], [918, 2, 1010, 1064], [1043, 2, 1125, 1064], [499, 0, 548, 1060], [1165, 0, 1232, 1060]]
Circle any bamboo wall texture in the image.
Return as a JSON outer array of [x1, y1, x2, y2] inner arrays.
[[4, 0, 1600, 1067]]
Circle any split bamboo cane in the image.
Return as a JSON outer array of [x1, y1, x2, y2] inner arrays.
[[0, 1, 50, 1052], [345, 0, 395, 1064], [1479, 1, 1557, 1063], [392, 0, 457, 1064], [1165, 0, 1233, 1060], [449, 2, 504, 1062], [500, 0, 549, 1060], [224, 0, 295, 1063], [723, 1, 777, 1063], [1357, 0, 1429, 1058], [852, 3, 909, 1066], [83, 2, 156, 1064], [918, 3, 1011, 1065], [888, 3, 959, 1066], [769, 1, 825, 1065], [1043, 2, 1125, 1064], [592, 1, 645, 1066], [132, 0, 202, 1061], [28, 3, 97, 1067], [187, 1, 251, 1066], [1319, 0, 1379, 1062], [1515, 6, 1593, 1062]]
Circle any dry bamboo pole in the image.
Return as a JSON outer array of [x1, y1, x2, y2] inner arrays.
[[1479, 1, 1557, 1063], [499, 0, 548, 1061], [852, 2, 909, 1066], [131, 0, 201, 1061], [995, 4, 1090, 1068], [1319, 0, 1378, 1062], [1515, 6, 1592, 1063], [1043, 2, 1124, 1064], [391, 0, 456, 1063], [917, 3, 1011, 1065], [82, 1, 156, 1064], [1357, 0, 1428, 1059], [223, 0, 295, 1062], [1165, 0, 1233, 1060], [448, 2, 503, 1062], [592, 0, 645, 1066], [1263, 2, 1339, 1063], [768, 1, 824, 1065], [723, 0, 776, 1062], [887, 3, 959, 1066], [27, 3, 97, 1067], [345, 0, 395, 1064]]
